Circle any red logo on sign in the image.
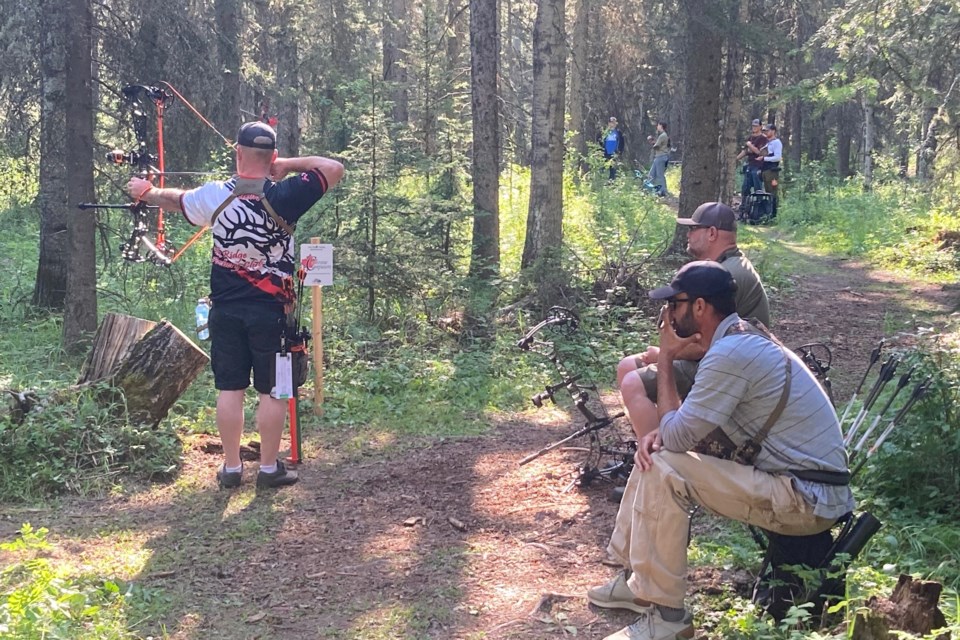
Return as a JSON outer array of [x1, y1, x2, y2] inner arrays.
[[302, 255, 317, 270]]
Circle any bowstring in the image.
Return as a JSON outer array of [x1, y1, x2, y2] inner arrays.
[[158, 81, 236, 263]]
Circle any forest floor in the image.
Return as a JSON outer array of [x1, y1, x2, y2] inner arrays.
[[2, 229, 959, 639]]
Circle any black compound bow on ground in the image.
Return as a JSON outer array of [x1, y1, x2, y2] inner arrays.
[[516, 306, 636, 489]]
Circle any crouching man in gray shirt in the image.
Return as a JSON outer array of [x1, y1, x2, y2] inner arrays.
[[588, 261, 853, 640]]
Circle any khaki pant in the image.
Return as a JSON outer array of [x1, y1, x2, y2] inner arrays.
[[607, 451, 835, 608]]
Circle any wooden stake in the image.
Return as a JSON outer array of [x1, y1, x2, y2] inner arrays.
[[311, 237, 325, 415]]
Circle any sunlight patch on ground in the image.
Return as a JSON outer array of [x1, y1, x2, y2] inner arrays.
[[468, 453, 592, 522], [516, 404, 571, 427], [349, 604, 420, 638], [53, 530, 157, 579], [221, 488, 256, 519], [343, 429, 399, 455]]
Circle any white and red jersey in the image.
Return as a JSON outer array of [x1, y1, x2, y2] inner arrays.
[[180, 169, 329, 307]]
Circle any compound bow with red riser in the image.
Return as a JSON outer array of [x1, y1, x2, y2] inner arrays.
[[78, 82, 232, 265]]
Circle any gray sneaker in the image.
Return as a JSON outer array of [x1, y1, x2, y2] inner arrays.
[[216, 464, 242, 489], [587, 570, 651, 614], [603, 608, 694, 640], [256, 460, 299, 489]]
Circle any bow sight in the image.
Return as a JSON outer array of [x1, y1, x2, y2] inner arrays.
[[105, 148, 156, 168], [517, 306, 636, 489]]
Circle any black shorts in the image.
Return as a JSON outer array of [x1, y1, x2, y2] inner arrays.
[[209, 302, 285, 394]]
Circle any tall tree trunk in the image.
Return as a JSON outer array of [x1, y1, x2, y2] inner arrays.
[[788, 100, 802, 170], [366, 78, 381, 321], [567, 0, 589, 169], [521, 0, 566, 282], [807, 110, 825, 163], [861, 91, 874, 191], [383, 0, 410, 124], [276, 4, 301, 156], [62, 0, 97, 353], [787, 7, 810, 173], [676, 0, 722, 248], [835, 102, 853, 178], [717, 0, 747, 205], [520, 0, 567, 311], [468, 0, 500, 281], [34, 0, 69, 310], [503, 0, 531, 165], [215, 0, 241, 134]]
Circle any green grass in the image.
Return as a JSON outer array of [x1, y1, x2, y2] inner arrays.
[[779, 175, 960, 284], [5, 150, 960, 638], [0, 524, 156, 640]]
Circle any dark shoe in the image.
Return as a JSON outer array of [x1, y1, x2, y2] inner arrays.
[[256, 460, 299, 489], [217, 464, 242, 489]]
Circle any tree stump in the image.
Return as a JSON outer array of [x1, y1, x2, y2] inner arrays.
[[2, 314, 208, 430], [78, 312, 158, 384], [851, 574, 949, 640], [109, 320, 209, 428]]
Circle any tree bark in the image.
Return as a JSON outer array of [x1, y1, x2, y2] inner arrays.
[[62, 0, 97, 354], [215, 0, 241, 134], [78, 313, 158, 384], [110, 321, 210, 428], [835, 102, 853, 178], [852, 575, 949, 640], [383, 0, 410, 124], [468, 0, 501, 281], [566, 0, 589, 169], [276, 3, 301, 156], [717, 0, 747, 205], [918, 104, 939, 182], [861, 91, 874, 191], [676, 0, 722, 249], [521, 0, 566, 281], [34, 0, 69, 310]]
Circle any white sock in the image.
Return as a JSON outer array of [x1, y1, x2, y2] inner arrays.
[[259, 463, 277, 474], [225, 464, 242, 473]]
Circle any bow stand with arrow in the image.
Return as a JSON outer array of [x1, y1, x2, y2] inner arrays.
[[78, 82, 233, 265]]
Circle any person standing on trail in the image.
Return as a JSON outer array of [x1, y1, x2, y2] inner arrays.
[[646, 121, 671, 197], [736, 119, 768, 214], [616, 203, 770, 440], [588, 261, 853, 640], [126, 122, 344, 490], [761, 124, 783, 218], [600, 116, 626, 180]]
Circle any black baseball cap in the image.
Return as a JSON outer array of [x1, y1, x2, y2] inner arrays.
[[676, 201, 737, 232], [649, 261, 738, 301], [751, 118, 761, 126], [237, 122, 277, 150]]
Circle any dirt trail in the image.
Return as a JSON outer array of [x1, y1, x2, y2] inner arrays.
[[3, 235, 957, 640]]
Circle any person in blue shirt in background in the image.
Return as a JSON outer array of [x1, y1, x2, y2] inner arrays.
[[600, 116, 626, 180]]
